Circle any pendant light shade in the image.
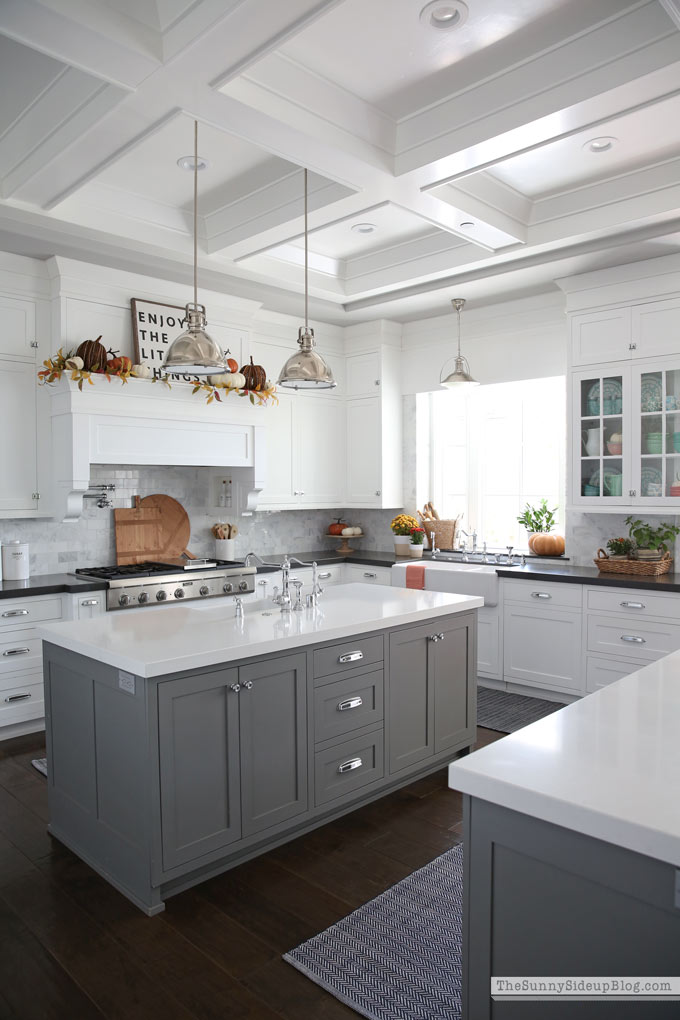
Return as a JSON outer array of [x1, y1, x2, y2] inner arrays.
[[440, 298, 478, 388], [278, 169, 336, 390], [164, 121, 225, 376]]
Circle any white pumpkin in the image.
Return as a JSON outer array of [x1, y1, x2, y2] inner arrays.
[[131, 363, 152, 379], [341, 527, 353, 536], [65, 356, 84, 370], [352, 527, 362, 536], [209, 371, 246, 389]]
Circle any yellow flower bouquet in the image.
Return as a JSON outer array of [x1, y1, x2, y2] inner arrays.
[[391, 513, 419, 536]]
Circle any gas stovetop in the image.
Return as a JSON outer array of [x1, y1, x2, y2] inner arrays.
[[74, 560, 256, 610]]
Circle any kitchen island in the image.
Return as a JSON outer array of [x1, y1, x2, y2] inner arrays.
[[40, 584, 480, 914], [449, 652, 680, 1019]]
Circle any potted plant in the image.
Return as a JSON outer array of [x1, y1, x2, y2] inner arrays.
[[625, 517, 680, 561], [605, 537, 634, 560], [409, 527, 425, 558], [516, 498, 565, 556], [391, 514, 420, 556]]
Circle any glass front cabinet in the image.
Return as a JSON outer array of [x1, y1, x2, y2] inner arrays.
[[571, 358, 680, 509]]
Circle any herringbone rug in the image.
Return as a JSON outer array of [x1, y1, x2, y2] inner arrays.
[[284, 843, 463, 1019]]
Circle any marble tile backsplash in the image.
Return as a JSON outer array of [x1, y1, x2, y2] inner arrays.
[[0, 465, 402, 576], [566, 511, 680, 566]]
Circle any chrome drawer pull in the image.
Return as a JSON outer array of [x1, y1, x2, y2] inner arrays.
[[5, 693, 31, 703], [531, 592, 551, 599], [338, 696, 363, 712], [363, 572, 377, 579], [338, 650, 363, 663], [337, 757, 362, 774], [3, 648, 30, 656], [80, 599, 100, 607], [621, 635, 646, 644], [2, 609, 29, 617], [319, 572, 331, 580], [620, 601, 645, 609]]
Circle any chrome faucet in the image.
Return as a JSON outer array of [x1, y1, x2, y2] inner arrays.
[[288, 557, 324, 605], [244, 552, 293, 613]]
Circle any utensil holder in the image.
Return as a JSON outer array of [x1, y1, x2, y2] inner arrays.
[[215, 538, 235, 560]]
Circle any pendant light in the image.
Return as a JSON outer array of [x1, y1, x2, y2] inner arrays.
[[163, 120, 226, 376], [277, 169, 336, 390], [440, 298, 479, 388]]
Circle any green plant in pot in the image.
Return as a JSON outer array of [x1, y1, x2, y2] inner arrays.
[[624, 517, 680, 561], [605, 536, 634, 560], [516, 498, 565, 556]]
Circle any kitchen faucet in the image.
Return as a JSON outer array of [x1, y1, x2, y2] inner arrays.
[[243, 552, 323, 612]]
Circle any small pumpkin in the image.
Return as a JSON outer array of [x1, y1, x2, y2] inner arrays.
[[225, 355, 239, 373], [131, 363, 152, 379], [108, 356, 132, 374], [328, 518, 347, 535], [528, 533, 565, 556], [76, 336, 108, 372], [65, 355, 84, 370], [241, 356, 266, 391], [209, 371, 246, 389]]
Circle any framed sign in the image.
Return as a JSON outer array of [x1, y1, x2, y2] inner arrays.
[[131, 299, 194, 381]]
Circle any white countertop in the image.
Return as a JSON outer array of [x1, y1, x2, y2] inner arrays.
[[449, 651, 680, 866], [39, 583, 481, 678]]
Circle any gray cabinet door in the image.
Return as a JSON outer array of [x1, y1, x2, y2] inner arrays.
[[433, 614, 476, 754], [388, 622, 435, 773], [158, 668, 241, 871], [239, 652, 308, 837]]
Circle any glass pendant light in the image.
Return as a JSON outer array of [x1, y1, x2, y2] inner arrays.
[[163, 120, 226, 376], [277, 169, 336, 390], [440, 298, 479, 388]]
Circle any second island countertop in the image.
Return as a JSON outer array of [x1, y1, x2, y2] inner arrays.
[[39, 583, 482, 678]]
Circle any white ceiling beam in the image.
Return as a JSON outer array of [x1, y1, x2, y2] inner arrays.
[[658, 0, 680, 30], [394, 2, 678, 176]]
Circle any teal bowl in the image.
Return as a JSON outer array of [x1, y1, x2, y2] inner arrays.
[[583, 484, 599, 496], [673, 432, 680, 453]]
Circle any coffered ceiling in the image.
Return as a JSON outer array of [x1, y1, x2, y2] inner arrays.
[[0, 0, 679, 323]]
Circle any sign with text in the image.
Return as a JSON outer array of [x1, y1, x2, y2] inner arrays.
[[131, 299, 196, 381]]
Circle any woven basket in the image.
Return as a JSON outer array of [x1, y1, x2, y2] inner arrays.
[[423, 519, 457, 552], [594, 549, 673, 576]]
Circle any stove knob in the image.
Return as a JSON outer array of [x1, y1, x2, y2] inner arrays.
[[174, 588, 185, 599], [199, 585, 210, 597], [223, 582, 234, 594], [156, 590, 167, 601], [138, 592, 149, 604], [118, 593, 130, 607], [238, 580, 249, 592]]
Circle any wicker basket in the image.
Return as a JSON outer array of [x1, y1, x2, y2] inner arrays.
[[423, 519, 458, 552], [594, 549, 673, 576]]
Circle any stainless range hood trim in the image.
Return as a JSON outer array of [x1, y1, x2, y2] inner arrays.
[[47, 377, 267, 521]]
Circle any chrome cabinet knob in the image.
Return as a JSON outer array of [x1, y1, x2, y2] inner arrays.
[[242, 680, 254, 690], [229, 682, 241, 693], [156, 590, 167, 601]]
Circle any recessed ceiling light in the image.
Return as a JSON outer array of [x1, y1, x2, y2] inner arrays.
[[419, 0, 468, 30], [177, 155, 209, 171], [459, 221, 475, 229], [583, 137, 617, 154], [351, 222, 377, 234]]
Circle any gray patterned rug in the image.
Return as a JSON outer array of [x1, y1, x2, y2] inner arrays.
[[284, 843, 463, 1020], [477, 686, 566, 733]]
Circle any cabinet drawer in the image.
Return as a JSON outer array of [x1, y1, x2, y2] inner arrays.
[[314, 729, 384, 806], [503, 579, 582, 609], [314, 669, 384, 743], [586, 655, 639, 693], [0, 596, 63, 630], [313, 635, 383, 679], [585, 586, 680, 622], [0, 680, 43, 725], [587, 614, 680, 661], [0, 631, 41, 676], [344, 564, 392, 586]]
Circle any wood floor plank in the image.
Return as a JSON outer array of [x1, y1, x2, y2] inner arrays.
[[242, 958, 357, 1020]]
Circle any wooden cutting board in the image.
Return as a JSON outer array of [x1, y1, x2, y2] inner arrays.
[[139, 494, 195, 560], [114, 496, 163, 565]]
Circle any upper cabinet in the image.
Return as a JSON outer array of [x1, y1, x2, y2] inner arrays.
[[345, 346, 403, 509], [571, 298, 680, 368]]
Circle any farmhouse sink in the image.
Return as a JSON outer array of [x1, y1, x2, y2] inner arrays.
[[391, 560, 501, 607]]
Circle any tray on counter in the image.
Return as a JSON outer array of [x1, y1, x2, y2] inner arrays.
[[594, 550, 673, 576]]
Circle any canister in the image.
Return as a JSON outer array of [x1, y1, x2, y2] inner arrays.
[[1, 541, 29, 580]]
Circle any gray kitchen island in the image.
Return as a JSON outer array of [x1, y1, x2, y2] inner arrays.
[[40, 583, 480, 914]]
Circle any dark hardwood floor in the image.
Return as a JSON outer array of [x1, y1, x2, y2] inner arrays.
[[0, 727, 502, 1020]]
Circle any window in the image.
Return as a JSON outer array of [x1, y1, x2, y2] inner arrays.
[[424, 376, 566, 550]]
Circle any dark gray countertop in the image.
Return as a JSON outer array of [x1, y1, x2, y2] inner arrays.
[[496, 561, 680, 593], [0, 574, 108, 600]]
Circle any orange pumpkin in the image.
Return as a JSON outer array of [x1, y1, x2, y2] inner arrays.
[[226, 355, 239, 373], [108, 356, 132, 374], [529, 532, 565, 556]]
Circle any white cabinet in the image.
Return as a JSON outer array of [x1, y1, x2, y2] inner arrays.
[[0, 360, 39, 514], [258, 395, 345, 509], [73, 593, 106, 619], [503, 580, 583, 695], [343, 563, 392, 585], [571, 307, 631, 367], [0, 295, 37, 360], [632, 298, 680, 359], [477, 607, 500, 680], [345, 346, 402, 509]]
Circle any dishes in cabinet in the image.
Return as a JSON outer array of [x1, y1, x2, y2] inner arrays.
[[641, 464, 663, 497], [641, 376, 663, 413], [645, 432, 663, 454], [587, 379, 622, 416], [589, 467, 623, 497]]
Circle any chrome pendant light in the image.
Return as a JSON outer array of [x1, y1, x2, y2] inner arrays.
[[440, 298, 479, 388], [163, 120, 225, 376], [277, 169, 336, 390]]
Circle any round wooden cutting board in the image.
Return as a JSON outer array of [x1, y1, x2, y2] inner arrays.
[[139, 494, 194, 560]]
